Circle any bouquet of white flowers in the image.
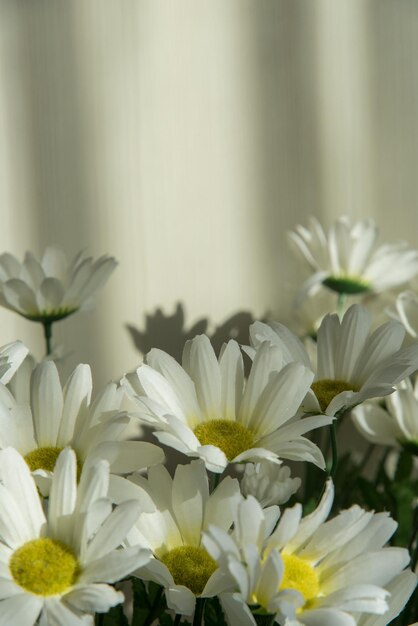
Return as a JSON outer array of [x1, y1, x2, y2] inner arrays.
[[0, 219, 416, 626]]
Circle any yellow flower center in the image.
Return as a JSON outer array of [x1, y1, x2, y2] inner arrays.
[[280, 553, 319, 603], [161, 545, 217, 595], [24, 446, 81, 479], [311, 379, 355, 412], [194, 419, 255, 461], [9, 538, 80, 596], [24, 447, 63, 473]]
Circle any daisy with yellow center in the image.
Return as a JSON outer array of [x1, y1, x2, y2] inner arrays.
[[0, 447, 151, 626], [108, 460, 242, 617], [123, 335, 331, 473], [249, 304, 418, 417], [203, 481, 412, 626], [0, 247, 117, 323], [288, 216, 418, 303], [0, 359, 163, 496]]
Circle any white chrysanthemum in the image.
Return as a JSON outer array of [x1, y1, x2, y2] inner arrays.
[[0, 359, 164, 496], [0, 247, 117, 322], [249, 304, 418, 417], [204, 481, 412, 626], [0, 340, 28, 384], [241, 461, 301, 507], [289, 216, 418, 301], [109, 460, 242, 616], [352, 378, 418, 455], [0, 447, 151, 626], [123, 336, 331, 472]]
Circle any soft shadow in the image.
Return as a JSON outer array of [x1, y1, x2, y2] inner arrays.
[[126, 302, 264, 362]]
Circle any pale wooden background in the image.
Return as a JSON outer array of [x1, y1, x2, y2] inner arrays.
[[1, 0, 418, 388]]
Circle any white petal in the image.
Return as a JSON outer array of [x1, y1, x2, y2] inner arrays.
[[353, 321, 405, 385], [286, 480, 333, 552], [48, 448, 77, 542], [165, 584, 196, 615], [57, 365, 92, 446], [0, 594, 43, 626], [185, 335, 221, 419], [30, 361, 63, 446], [172, 461, 206, 546], [42, 597, 90, 626], [334, 305, 371, 381], [90, 441, 164, 474], [268, 504, 302, 551], [322, 548, 410, 593], [80, 546, 151, 583], [300, 608, 356, 626], [0, 447, 45, 541], [219, 592, 256, 626], [316, 313, 342, 380], [85, 500, 142, 562], [203, 476, 241, 533], [351, 404, 401, 446], [249, 363, 314, 436], [219, 340, 244, 420], [239, 342, 284, 427], [2, 280, 37, 315], [146, 348, 201, 419], [64, 584, 123, 613], [0, 341, 29, 384], [38, 278, 65, 311]]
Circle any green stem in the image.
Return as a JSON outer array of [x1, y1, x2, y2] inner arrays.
[[337, 292, 347, 319], [174, 614, 182, 626], [142, 586, 164, 626], [42, 320, 53, 356], [192, 598, 205, 626], [254, 614, 277, 626], [209, 471, 221, 493], [95, 614, 105, 626], [327, 422, 338, 478]]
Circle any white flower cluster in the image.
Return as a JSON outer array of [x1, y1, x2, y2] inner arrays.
[[0, 238, 415, 626]]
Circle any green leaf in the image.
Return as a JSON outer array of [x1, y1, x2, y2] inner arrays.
[[204, 597, 228, 626], [101, 604, 129, 626], [394, 450, 413, 481]]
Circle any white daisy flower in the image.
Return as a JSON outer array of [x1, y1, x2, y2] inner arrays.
[[108, 460, 242, 616], [289, 216, 418, 301], [0, 247, 117, 322], [203, 481, 412, 626], [0, 446, 151, 626], [249, 304, 418, 417], [0, 340, 28, 384], [352, 378, 418, 455], [356, 570, 417, 626], [240, 461, 301, 507], [123, 336, 331, 473], [0, 359, 164, 496]]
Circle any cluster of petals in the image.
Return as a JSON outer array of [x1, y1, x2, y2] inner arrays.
[[0, 447, 151, 626], [123, 335, 331, 472], [240, 461, 301, 507], [288, 216, 418, 302], [248, 304, 418, 417], [109, 459, 242, 616], [0, 359, 163, 495], [352, 378, 418, 452], [203, 481, 416, 626], [0, 247, 117, 321]]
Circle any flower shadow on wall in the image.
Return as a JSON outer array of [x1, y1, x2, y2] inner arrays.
[[126, 302, 267, 363]]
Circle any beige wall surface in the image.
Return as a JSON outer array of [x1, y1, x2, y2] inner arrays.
[[1, 0, 418, 388]]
